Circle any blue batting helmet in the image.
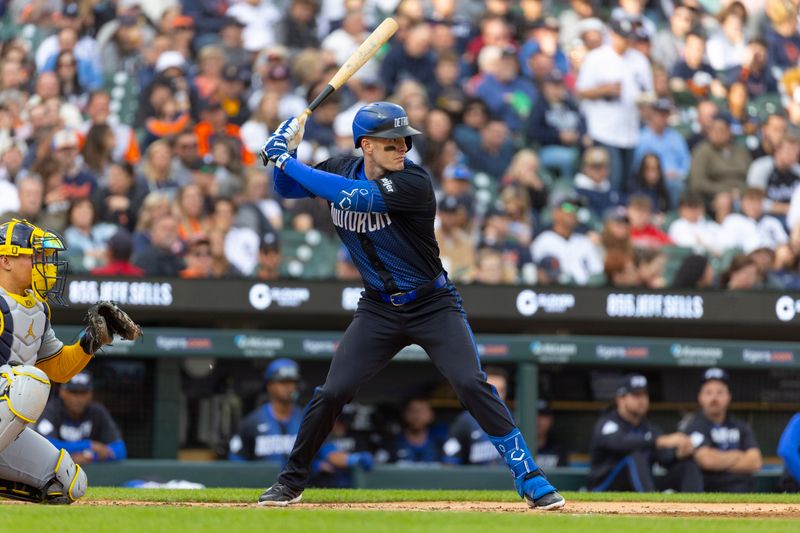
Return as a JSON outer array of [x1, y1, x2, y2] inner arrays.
[[264, 358, 301, 383], [351, 101, 421, 150]]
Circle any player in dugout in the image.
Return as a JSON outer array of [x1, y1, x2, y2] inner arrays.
[[588, 374, 703, 492]]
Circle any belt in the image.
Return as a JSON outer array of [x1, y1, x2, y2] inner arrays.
[[368, 273, 448, 306]]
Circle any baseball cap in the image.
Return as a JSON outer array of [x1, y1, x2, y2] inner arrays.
[[548, 190, 584, 210], [652, 98, 674, 113], [537, 256, 562, 279], [62, 3, 80, 18], [616, 374, 648, 396], [578, 17, 605, 35], [438, 195, 467, 213], [443, 164, 472, 182], [609, 17, 637, 39], [264, 358, 301, 382], [52, 129, 79, 150], [63, 371, 93, 392], [701, 367, 729, 385], [537, 398, 553, 415], [603, 205, 629, 223], [260, 231, 280, 253], [155, 51, 187, 74], [171, 15, 194, 30]]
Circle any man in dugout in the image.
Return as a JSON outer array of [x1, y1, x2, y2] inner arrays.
[[680, 368, 763, 492], [588, 374, 702, 492]]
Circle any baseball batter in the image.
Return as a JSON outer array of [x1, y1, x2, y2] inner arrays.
[[0, 218, 140, 504], [259, 102, 565, 510]]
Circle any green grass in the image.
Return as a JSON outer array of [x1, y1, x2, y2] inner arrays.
[[3, 488, 800, 533], [2, 507, 799, 533], [82, 487, 800, 504]]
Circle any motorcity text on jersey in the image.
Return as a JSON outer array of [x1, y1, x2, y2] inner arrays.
[[331, 205, 392, 233]]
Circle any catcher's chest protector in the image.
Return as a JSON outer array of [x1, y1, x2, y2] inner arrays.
[[0, 287, 48, 366]]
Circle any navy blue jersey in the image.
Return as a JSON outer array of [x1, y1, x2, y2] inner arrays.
[[588, 409, 673, 489], [35, 398, 126, 461], [681, 411, 759, 492], [443, 411, 501, 465], [229, 402, 303, 463], [315, 157, 444, 292], [391, 427, 447, 464]]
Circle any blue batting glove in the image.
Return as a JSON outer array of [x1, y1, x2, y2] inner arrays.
[[347, 452, 374, 471], [261, 133, 290, 168]]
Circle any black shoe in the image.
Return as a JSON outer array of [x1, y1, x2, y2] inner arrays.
[[258, 483, 303, 507], [525, 490, 566, 510]]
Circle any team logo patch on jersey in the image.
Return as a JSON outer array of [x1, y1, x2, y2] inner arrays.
[[601, 421, 619, 435], [380, 178, 395, 193]]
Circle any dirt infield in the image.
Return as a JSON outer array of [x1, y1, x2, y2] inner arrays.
[[52, 500, 800, 517], [5, 499, 800, 517]]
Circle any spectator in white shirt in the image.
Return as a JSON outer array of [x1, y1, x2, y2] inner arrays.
[[720, 188, 788, 253], [748, 134, 800, 219], [531, 193, 604, 285], [706, 3, 748, 72], [226, 0, 282, 53], [576, 17, 653, 192], [668, 191, 723, 255]]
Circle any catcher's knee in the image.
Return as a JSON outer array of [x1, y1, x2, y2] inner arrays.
[[50, 449, 88, 502], [0, 364, 50, 451]]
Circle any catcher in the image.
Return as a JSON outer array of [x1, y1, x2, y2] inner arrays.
[[0, 218, 142, 504]]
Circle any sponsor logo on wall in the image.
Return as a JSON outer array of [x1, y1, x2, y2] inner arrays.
[[234, 335, 285, 357], [742, 349, 795, 364], [606, 293, 704, 319], [69, 281, 173, 306], [155, 336, 212, 352], [596, 344, 649, 361], [302, 339, 339, 355], [670, 344, 723, 366], [516, 290, 576, 316], [530, 341, 578, 363], [249, 284, 311, 310]]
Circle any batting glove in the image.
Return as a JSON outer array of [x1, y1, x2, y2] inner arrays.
[[261, 133, 291, 168]]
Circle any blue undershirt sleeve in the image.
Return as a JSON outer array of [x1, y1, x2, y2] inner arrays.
[[104, 440, 127, 461], [282, 158, 387, 213], [778, 413, 800, 482], [272, 152, 312, 199], [47, 437, 91, 456]]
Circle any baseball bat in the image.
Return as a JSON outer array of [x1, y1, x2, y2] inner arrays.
[[298, 17, 399, 128]]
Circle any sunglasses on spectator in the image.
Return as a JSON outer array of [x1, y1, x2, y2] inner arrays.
[[58, 60, 76, 67], [559, 202, 578, 213]]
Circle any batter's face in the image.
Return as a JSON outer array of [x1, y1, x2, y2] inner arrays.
[[362, 136, 407, 173]]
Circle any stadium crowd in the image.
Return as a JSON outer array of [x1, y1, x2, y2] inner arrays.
[[1, 0, 800, 290]]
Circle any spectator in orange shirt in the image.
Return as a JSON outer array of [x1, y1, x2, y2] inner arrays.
[[194, 99, 255, 165]]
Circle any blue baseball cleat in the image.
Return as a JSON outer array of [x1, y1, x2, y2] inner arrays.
[[519, 471, 566, 510], [489, 428, 566, 511]]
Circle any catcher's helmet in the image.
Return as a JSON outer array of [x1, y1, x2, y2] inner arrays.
[[0, 218, 68, 305], [352, 101, 421, 149]]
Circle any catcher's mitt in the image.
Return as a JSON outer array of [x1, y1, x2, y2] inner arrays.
[[81, 301, 143, 354]]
